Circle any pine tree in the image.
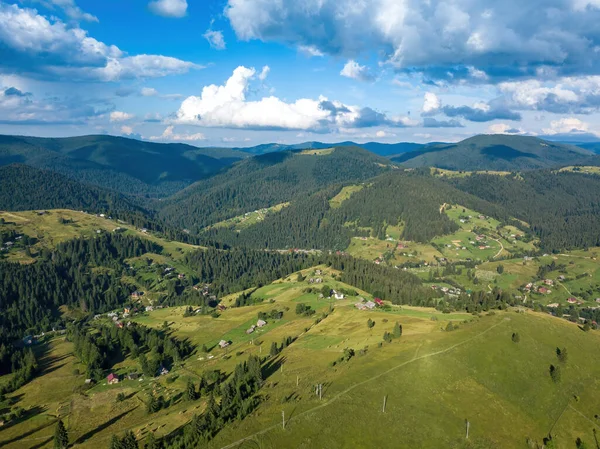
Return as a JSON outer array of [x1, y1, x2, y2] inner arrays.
[[109, 435, 123, 449], [186, 378, 197, 401], [144, 432, 159, 449], [270, 341, 279, 357], [54, 419, 69, 449], [393, 322, 402, 338], [121, 431, 138, 449]]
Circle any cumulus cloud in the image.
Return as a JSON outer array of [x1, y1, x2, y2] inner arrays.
[[203, 30, 226, 50], [0, 87, 111, 125], [423, 93, 521, 122], [149, 0, 187, 18], [340, 60, 375, 82], [110, 111, 134, 122], [174, 66, 414, 132], [149, 125, 206, 141], [226, 0, 600, 82], [120, 125, 134, 135], [499, 76, 600, 114], [487, 123, 527, 135], [542, 117, 598, 135], [0, 3, 199, 81], [422, 93, 441, 114]]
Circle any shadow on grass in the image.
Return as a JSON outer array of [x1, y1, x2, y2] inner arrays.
[[0, 406, 50, 446], [29, 436, 53, 449], [72, 405, 138, 445], [261, 356, 286, 380]]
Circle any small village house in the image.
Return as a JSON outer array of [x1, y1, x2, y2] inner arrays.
[[219, 340, 230, 349], [107, 373, 119, 385], [257, 319, 267, 327]]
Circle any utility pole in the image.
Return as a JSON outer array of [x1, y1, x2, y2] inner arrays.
[[382, 395, 387, 413], [282, 410, 285, 430], [465, 419, 470, 439], [296, 375, 299, 387], [319, 383, 322, 400]]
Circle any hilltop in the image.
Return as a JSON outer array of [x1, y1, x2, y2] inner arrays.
[[392, 135, 595, 171]]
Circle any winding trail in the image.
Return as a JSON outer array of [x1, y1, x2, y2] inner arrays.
[[220, 318, 508, 449]]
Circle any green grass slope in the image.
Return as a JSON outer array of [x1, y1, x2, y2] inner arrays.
[[393, 135, 594, 171]]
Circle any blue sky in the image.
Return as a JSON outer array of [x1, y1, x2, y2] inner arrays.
[[2, 0, 600, 146]]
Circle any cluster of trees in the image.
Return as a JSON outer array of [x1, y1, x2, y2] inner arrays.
[[183, 248, 319, 296], [270, 336, 295, 357], [166, 356, 263, 448], [68, 322, 191, 380], [383, 322, 403, 343], [295, 303, 316, 316]]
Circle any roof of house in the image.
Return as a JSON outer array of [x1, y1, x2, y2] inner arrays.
[[107, 373, 117, 381]]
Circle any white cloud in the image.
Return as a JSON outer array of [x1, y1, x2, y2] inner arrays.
[[120, 125, 134, 135], [110, 111, 134, 122], [542, 117, 597, 135], [499, 76, 600, 113], [203, 29, 226, 50], [149, 0, 187, 18], [149, 125, 206, 141], [32, 0, 98, 22], [174, 66, 413, 132], [141, 87, 158, 97], [298, 45, 324, 57], [0, 3, 199, 81], [423, 92, 441, 113], [258, 65, 270, 81], [487, 123, 527, 135], [340, 60, 375, 82], [226, 0, 600, 82]]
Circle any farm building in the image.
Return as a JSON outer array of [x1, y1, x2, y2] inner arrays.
[[107, 373, 119, 384], [219, 340, 230, 349], [257, 319, 267, 327], [374, 298, 384, 306]]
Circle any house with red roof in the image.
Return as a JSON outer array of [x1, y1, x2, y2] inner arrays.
[[374, 298, 384, 306], [107, 373, 119, 384]]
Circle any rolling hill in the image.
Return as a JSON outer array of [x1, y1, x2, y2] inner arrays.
[[0, 135, 249, 197], [158, 146, 394, 231], [392, 135, 595, 171], [0, 164, 143, 215]]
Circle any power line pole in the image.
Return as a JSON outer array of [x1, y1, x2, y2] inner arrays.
[[319, 383, 322, 400], [465, 419, 470, 439], [282, 410, 285, 430], [296, 375, 299, 387], [382, 395, 387, 413]]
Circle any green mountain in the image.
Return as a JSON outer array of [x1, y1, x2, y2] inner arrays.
[[392, 135, 594, 171], [0, 135, 248, 197], [233, 140, 427, 156], [0, 164, 142, 214], [158, 146, 393, 232]]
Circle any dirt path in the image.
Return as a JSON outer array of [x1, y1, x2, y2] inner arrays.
[[220, 319, 507, 449], [491, 237, 505, 259]]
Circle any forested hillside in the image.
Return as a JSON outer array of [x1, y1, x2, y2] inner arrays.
[[0, 164, 143, 214], [448, 170, 600, 250], [0, 134, 246, 197], [393, 135, 594, 171], [158, 147, 392, 231]]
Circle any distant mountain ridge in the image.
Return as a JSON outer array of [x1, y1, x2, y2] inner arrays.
[[391, 135, 595, 171], [0, 134, 248, 197]]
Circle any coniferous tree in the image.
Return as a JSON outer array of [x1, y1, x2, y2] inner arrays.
[[54, 419, 69, 449]]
